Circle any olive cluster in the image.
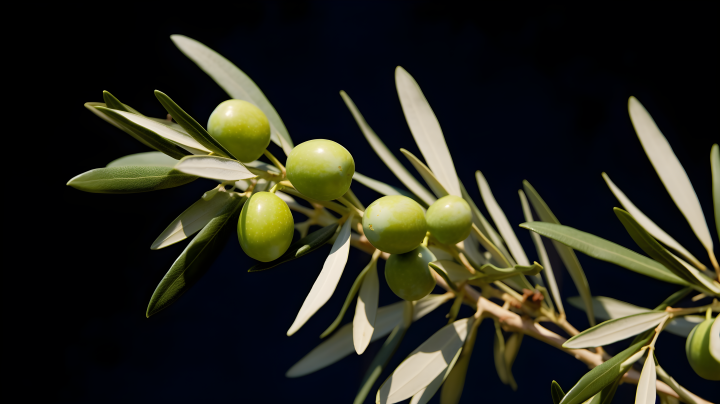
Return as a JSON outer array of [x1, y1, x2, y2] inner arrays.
[[208, 99, 473, 302]]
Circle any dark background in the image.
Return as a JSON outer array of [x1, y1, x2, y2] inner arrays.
[[46, 1, 719, 403]]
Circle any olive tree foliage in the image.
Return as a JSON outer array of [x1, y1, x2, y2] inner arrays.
[[67, 35, 720, 404]]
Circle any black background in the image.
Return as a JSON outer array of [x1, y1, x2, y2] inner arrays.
[[45, 1, 720, 403]]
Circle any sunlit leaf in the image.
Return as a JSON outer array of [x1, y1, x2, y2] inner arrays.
[[377, 318, 471, 404], [321, 253, 375, 337], [173, 155, 255, 181], [288, 218, 353, 336], [352, 171, 423, 204], [395, 67, 461, 197], [170, 35, 293, 154], [493, 320, 512, 388], [520, 189, 562, 313], [410, 349, 462, 404], [628, 97, 714, 257], [154, 90, 236, 159], [286, 294, 452, 377], [563, 311, 668, 349], [440, 316, 482, 404], [635, 352, 657, 404], [520, 222, 690, 286], [151, 191, 234, 250], [560, 335, 652, 404], [353, 260, 379, 354], [429, 262, 458, 292], [107, 151, 178, 168], [603, 173, 705, 270], [146, 195, 245, 317], [459, 180, 513, 264], [551, 381, 566, 404], [354, 301, 413, 404], [522, 181, 595, 326], [400, 149, 450, 200], [67, 166, 197, 194]]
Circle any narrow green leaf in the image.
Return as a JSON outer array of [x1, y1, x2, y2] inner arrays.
[[522, 180, 595, 326], [249, 223, 339, 272], [102, 90, 133, 112], [429, 262, 458, 292], [400, 148, 449, 199], [628, 97, 714, 255], [107, 151, 178, 168], [146, 195, 245, 317], [173, 155, 255, 181], [560, 335, 652, 404], [89, 104, 189, 159], [563, 311, 668, 349], [395, 66, 461, 197], [352, 171, 424, 205], [655, 362, 698, 404], [459, 180, 513, 263], [615, 208, 719, 295], [340, 91, 436, 206], [440, 316, 483, 404], [551, 381, 566, 404], [519, 222, 690, 286], [588, 377, 621, 404], [712, 144, 720, 240], [468, 262, 542, 285], [353, 260, 379, 355], [354, 301, 413, 404], [635, 351, 657, 404], [603, 173, 706, 270], [170, 35, 293, 154], [409, 349, 462, 404], [67, 166, 196, 194], [288, 218, 353, 336], [154, 90, 236, 159]]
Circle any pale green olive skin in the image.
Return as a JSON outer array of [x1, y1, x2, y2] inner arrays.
[[237, 192, 294, 262], [685, 317, 720, 380], [207, 99, 271, 162], [285, 139, 355, 201], [426, 195, 472, 245], [362, 195, 427, 254], [385, 245, 437, 301]]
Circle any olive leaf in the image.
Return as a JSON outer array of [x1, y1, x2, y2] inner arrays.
[[395, 66, 461, 197], [286, 294, 452, 378], [154, 90, 237, 159], [562, 311, 668, 349], [319, 256, 371, 338], [520, 189, 561, 312], [712, 144, 720, 240], [353, 259, 379, 354], [170, 35, 293, 155], [88, 104, 189, 159], [440, 316, 483, 404], [287, 218, 353, 336], [352, 171, 423, 205], [340, 91, 435, 206], [635, 351, 657, 404], [151, 191, 234, 250], [249, 223, 339, 273], [430, 260, 472, 284], [173, 155, 256, 181], [467, 262, 542, 285], [67, 166, 197, 194], [519, 222, 690, 286], [354, 301, 413, 404], [96, 107, 211, 155], [146, 194, 245, 317], [459, 180, 513, 262], [410, 349, 462, 404], [603, 173, 706, 270], [376, 318, 471, 404], [428, 262, 458, 292], [614, 208, 719, 295], [628, 97, 714, 259], [107, 151, 178, 168], [551, 380, 566, 404], [559, 334, 652, 404], [566, 295, 703, 338], [522, 180, 595, 326], [400, 148, 449, 199]]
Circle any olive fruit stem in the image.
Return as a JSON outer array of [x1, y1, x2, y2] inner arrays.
[[263, 149, 286, 179], [269, 183, 283, 194], [421, 232, 430, 247]]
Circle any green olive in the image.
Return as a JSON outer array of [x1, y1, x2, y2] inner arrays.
[[426, 195, 472, 245], [237, 192, 294, 262], [362, 195, 427, 254], [385, 245, 437, 301], [285, 139, 355, 201], [207, 99, 271, 162], [685, 317, 720, 380]]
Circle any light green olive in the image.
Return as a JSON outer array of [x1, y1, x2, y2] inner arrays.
[[385, 245, 437, 301], [285, 139, 355, 201], [426, 195, 472, 245], [207, 99, 271, 162], [237, 192, 294, 262], [362, 195, 427, 254], [685, 317, 720, 380]]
